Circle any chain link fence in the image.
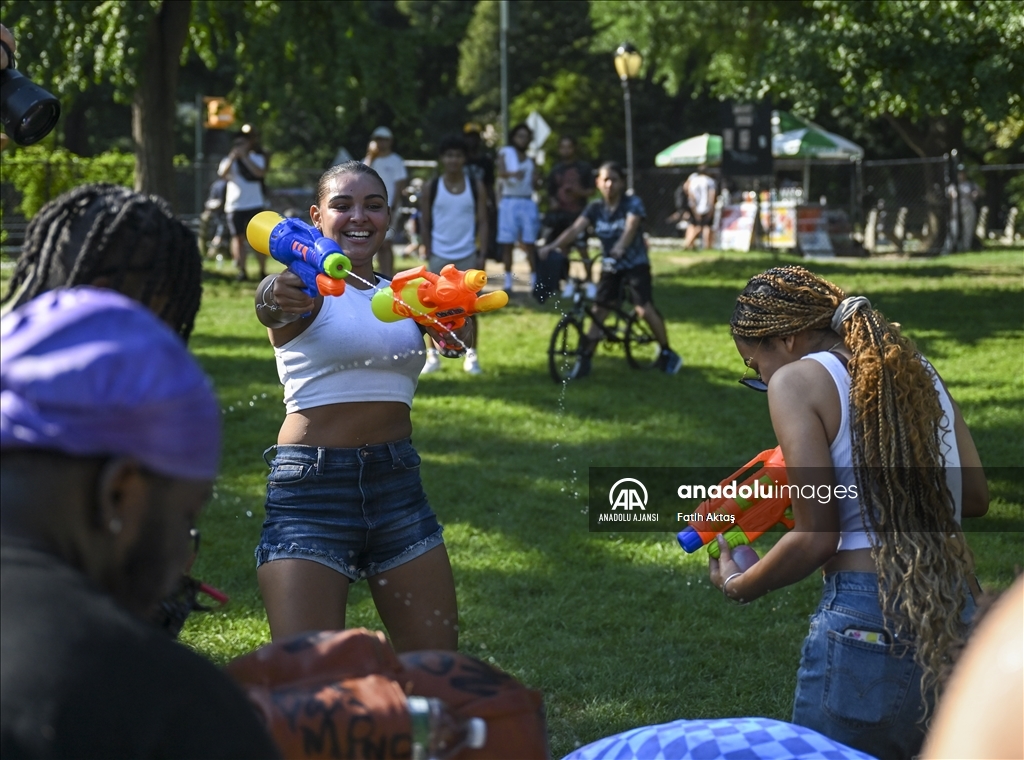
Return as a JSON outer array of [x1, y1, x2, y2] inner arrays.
[[3, 155, 1021, 258]]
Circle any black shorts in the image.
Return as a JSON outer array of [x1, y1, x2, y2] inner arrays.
[[228, 207, 265, 238], [596, 264, 653, 308], [692, 212, 714, 229]]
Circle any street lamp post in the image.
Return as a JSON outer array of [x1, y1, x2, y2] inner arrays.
[[614, 43, 643, 192]]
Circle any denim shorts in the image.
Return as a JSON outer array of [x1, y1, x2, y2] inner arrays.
[[497, 196, 540, 244], [791, 571, 976, 759], [255, 440, 444, 581]]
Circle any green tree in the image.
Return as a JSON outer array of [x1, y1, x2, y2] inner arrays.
[[591, 0, 1024, 159], [3, 0, 191, 204], [458, 0, 607, 122]]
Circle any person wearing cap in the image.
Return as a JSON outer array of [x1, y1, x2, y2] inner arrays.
[[218, 124, 268, 282], [0, 288, 280, 758], [711, 266, 987, 759], [363, 126, 407, 278]]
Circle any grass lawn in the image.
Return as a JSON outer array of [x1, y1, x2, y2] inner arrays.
[[8, 247, 1021, 756]]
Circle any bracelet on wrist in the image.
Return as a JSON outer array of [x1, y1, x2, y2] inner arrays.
[[722, 572, 748, 605], [257, 277, 281, 312]]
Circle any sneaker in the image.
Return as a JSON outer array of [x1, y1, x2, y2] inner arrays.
[[503, 272, 514, 291], [569, 353, 592, 380], [421, 350, 441, 375], [463, 349, 482, 375], [660, 349, 683, 375]]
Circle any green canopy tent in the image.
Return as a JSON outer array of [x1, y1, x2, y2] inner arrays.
[[654, 133, 722, 167], [771, 111, 863, 161], [654, 114, 862, 199]]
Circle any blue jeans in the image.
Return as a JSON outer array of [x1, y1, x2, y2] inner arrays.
[[255, 440, 444, 581], [792, 571, 975, 760]]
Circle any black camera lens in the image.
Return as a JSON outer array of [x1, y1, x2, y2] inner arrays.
[[1, 68, 61, 146]]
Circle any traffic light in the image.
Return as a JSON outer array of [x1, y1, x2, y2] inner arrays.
[[204, 97, 235, 129]]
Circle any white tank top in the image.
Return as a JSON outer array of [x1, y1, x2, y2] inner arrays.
[[274, 280, 425, 413], [804, 351, 962, 551], [499, 146, 534, 198], [431, 176, 477, 260]]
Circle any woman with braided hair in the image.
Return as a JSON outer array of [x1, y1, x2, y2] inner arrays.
[[709, 265, 987, 759], [1, 183, 203, 339]]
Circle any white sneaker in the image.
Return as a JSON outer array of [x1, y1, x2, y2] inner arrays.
[[421, 350, 441, 375], [463, 349, 482, 375], [503, 272, 514, 291]]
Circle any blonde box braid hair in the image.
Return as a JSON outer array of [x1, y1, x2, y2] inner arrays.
[[730, 265, 974, 716], [1, 183, 202, 340]]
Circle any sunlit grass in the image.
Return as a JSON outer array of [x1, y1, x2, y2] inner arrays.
[[5, 248, 1019, 756]]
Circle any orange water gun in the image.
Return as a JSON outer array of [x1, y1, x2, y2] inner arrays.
[[370, 264, 508, 330], [676, 446, 794, 559]]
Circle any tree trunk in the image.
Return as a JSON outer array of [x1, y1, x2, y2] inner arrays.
[[132, 0, 192, 208]]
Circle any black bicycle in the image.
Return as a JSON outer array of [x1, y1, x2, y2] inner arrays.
[[547, 260, 661, 383]]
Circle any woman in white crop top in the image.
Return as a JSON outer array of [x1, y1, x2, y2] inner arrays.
[[708, 266, 988, 759], [250, 161, 473, 652]]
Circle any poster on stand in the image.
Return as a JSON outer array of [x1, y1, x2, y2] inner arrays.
[[717, 203, 758, 251], [759, 202, 797, 248], [797, 205, 835, 256]]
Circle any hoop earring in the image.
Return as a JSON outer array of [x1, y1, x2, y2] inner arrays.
[[384, 228, 395, 241]]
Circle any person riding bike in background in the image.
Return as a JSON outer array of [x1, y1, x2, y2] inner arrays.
[[540, 161, 682, 379]]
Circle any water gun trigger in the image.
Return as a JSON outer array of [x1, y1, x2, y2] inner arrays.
[[316, 273, 347, 297]]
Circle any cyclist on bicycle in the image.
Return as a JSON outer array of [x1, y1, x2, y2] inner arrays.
[[540, 161, 682, 379]]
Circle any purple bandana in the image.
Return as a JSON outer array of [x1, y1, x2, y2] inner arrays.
[[1, 287, 221, 480]]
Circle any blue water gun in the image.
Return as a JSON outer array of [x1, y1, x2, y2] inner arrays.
[[246, 211, 352, 298]]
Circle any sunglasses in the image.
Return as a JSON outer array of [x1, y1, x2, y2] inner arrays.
[[738, 339, 768, 392]]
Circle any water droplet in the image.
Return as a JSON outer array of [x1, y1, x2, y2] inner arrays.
[[425, 620, 432, 626], [246, 510, 253, 517], [452, 625, 459, 631], [394, 592, 401, 598], [227, 406, 234, 412], [443, 619, 450, 625], [406, 592, 413, 598], [434, 609, 440, 616], [249, 401, 254, 407], [479, 643, 487, 650], [404, 599, 411, 606], [377, 578, 388, 586], [551, 443, 560, 449], [261, 393, 267, 399], [252, 395, 258, 400]]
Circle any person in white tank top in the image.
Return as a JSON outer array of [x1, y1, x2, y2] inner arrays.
[[707, 266, 988, 759], [419, 135, 490, 376], [251, 162, 475, 653], [496, 123, 542, 291]]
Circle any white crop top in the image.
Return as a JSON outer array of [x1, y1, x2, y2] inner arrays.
[[804, 351, 962, 551], [274, 281, 425, 413]]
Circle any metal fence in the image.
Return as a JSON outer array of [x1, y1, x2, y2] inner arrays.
[[632, 157, 1022, 254], [2, 155, 1020, 257]]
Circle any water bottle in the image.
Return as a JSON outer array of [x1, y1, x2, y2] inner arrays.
[[408, 695, 487, 760]]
